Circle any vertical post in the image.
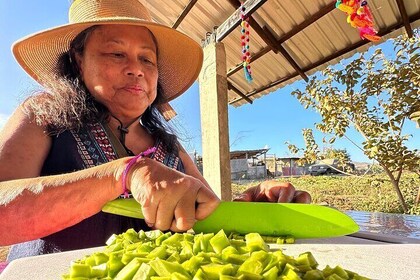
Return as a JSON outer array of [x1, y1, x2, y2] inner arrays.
[[199, 39, 232, 201], [274, 154, 277, 177], [290, 159, 292, 177], [263, 152, 266, 179], [246, 152, 249, 179]]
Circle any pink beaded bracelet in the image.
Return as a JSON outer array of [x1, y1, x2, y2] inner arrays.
[[121, 146, 157, 198]]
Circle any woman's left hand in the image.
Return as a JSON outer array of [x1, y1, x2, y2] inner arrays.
[[233, 181, 311, 203]]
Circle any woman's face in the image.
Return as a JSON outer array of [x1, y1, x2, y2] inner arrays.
[[76, 25, 158, 119]]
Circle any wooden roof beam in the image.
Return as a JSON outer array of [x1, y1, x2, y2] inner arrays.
[[228, 82, 253, 104], [172, 0, 198, 29], [256, 22, 309, 81], [279, 1, 336, 43], [395, 0, 414, 37], [230, 76, 292, 105], [215, 0, 268, 42], [227, 1, 336, 77], [229, 11, 420, 105]]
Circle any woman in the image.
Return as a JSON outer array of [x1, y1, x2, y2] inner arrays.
[[0, 0, 310, 260]]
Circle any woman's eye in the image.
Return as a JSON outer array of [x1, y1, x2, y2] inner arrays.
[[110, 53, 124, 58], [140, 57, 155, 65]]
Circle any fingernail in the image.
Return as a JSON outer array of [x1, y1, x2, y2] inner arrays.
[[234, 194, 246, 199], [177, 217, 196, 230], [146, 222, 154, 228]]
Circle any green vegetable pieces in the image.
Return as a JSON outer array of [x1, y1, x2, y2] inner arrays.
[[62, 229, 370, 280]]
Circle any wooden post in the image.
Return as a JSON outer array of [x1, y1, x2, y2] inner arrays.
[[290, 159, 292, 177], [263, 152, 267, 179], [199, 38, 232, 201], [274, 154, 277, 177]]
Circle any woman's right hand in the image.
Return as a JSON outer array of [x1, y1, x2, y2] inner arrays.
[[126, 157, 220, 232]]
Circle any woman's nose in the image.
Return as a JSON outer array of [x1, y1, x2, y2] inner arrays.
[[125, 59, 144, 77]]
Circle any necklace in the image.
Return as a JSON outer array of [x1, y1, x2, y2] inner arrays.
[[111, 115, 140, 156]]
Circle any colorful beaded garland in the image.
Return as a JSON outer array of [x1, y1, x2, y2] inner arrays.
[[240, 1, 253, 82]]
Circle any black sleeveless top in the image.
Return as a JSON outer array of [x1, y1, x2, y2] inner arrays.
[[7, 122, 184, 261]]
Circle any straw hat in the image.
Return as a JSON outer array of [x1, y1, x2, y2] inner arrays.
[[12, 0, 203, 105]]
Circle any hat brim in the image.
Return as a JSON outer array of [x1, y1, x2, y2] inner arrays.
[[12, 18, 203, 103]]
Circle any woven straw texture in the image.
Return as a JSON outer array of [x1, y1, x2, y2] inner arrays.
[[12, 0, 203, 103]]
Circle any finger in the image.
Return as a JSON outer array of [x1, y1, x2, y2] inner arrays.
[[260, 181, 282, 202], [293, 190, 312, 203], [195, 187, 220, 220], [130, 169, 158, 228], [135, 188, 158, 228], [236, 185, 268, 202], [153, 199, 177, 231], [140, 198, 158, 228], [232, 191, 253, 202], [170, 193, 197, 232], [274, 182, 295, 203], [259, 181, 295, 203], [254, 187, 269, 202]]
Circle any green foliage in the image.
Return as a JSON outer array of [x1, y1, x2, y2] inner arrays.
[[320, 148, 353, 171], [232, 172, 420, 215], [289, 31, 420, 211], [322, 148, 350, 162], [286, 129, 319, 165], [287, 132, 353, 171]]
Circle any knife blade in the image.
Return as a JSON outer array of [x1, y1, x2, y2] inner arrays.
[[102, 199, 359, 239]]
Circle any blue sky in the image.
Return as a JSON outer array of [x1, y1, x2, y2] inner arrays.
[[1, 0, 419, 163]]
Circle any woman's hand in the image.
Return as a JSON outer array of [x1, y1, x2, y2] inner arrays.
[[127, 158, 220, 232], [233, 180, 311, 203]]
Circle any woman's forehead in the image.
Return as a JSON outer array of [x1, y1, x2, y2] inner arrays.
[[89, 25, 157, 49]]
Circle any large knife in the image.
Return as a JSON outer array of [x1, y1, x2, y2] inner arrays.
[[102, 199, 359, 239]]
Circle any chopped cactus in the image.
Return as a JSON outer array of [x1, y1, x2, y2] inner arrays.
[[62, 229, 371, 280]]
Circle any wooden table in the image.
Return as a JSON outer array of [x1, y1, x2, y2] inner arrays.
[[1, 234, 419, 280]]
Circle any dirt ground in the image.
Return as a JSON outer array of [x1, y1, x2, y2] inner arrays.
[[0, 246, 9, 262]]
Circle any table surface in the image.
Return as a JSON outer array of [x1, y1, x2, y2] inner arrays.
[[1, 234, 420, 280]]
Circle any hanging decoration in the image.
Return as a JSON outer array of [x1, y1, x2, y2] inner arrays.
[[336, 0, 381, 42], [240, 1, 253, 83]]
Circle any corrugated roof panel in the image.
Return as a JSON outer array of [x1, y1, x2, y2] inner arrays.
[[405, 0, 420, 13], [372, 1, 399, 27], [143, 0, 420, 107], [143, 0, 183, 26], [187, 1, 231, 32]]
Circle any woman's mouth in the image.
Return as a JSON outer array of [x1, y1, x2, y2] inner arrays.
[[124, 85, 145, 95]]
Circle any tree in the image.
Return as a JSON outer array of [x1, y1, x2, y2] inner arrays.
[[287, 130, 353, 173], [286, 128, 319, 165], [322, 148, 351, 163], [289, 32, 420, 212]]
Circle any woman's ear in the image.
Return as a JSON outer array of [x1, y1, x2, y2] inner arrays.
[[74, 52, 84, 76]]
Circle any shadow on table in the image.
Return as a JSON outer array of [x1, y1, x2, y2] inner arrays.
[[294, 231, 420, 245]]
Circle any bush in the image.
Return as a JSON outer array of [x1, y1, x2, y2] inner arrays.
[[232, 172, 420, 214]]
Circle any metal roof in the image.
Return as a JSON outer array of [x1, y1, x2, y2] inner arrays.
[[143, 0, 420, 107], [230, 148, 269, 159]]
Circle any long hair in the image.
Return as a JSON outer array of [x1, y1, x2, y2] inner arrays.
[[26, 26, 179, 154]]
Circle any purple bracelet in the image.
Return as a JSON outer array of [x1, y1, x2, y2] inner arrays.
[[121, 146, 157, 198]]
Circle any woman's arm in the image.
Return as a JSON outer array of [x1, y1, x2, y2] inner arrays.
[[0, 104, 51, 181], [0, 160, 125, 245], [0, 106, 219, 244], [0, 105, 128, 244]]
